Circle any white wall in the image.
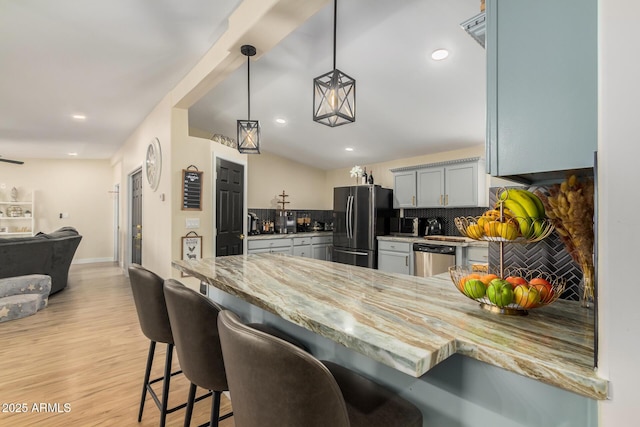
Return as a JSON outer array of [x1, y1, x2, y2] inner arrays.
[[247, 152, 329, 209], [111, 94, 173, 278], [0, 159, 113, 262], [597, 0, 640, 424]]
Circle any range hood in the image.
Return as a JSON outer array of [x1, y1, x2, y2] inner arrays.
[[460, 12, 486, 48]]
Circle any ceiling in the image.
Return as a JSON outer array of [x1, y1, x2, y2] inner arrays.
[[0, 0, 486, 170]]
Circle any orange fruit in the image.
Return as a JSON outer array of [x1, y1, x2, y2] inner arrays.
[[481, 274, 498, 285]]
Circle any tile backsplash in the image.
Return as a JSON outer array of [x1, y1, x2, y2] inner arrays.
[[403, 207, 488, 236], [248, 209, 333, 227]]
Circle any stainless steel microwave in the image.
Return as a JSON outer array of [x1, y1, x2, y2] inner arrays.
[[390, 217, 424, 237]]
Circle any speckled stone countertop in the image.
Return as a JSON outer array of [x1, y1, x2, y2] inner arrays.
[[378, 235, 489, 248], [173, 254, 606, 400], [247, 231, 332, 240]]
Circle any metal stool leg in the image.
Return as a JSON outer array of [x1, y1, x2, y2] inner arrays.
[[158, 343, 174, 427], [138, 340, 156, 422], [210, 391, 221, 427], [183, 383, 197, 427]]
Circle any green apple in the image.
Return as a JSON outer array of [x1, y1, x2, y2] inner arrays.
[[463, 279, 486, 299], [486, 279, 514, 307]]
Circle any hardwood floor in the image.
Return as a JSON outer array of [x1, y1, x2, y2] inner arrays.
[[0, 262, 234, 427]]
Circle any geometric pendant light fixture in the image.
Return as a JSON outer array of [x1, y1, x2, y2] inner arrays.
[[237, 44, 261, 154], [312, 0, 356, 127]]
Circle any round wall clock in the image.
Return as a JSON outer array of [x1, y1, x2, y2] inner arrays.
[[145, 137, 162, 191]]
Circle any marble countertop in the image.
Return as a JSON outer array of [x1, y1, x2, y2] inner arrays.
[[173, 254, 606, 400], [247, 231, 332, 240], [378, 235, 489, 248]]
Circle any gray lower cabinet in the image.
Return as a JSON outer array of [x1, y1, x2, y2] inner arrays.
[[248, 235, 333, 260], [293, 237, 312, 258], [486, 0, 597, 178], [311, 235, 332, 261], [377, 240, 412, 275], [247, 238, 292, 255], [464, 246, 489, 268]]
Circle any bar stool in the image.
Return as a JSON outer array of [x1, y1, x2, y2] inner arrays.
[[128, 264, 209, 427], [217, 310, 423, 427], [163, 279, 233, 427], [163, 279, 310, 427]]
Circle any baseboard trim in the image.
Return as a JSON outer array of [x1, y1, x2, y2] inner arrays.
[[72, 257, 114, 265]]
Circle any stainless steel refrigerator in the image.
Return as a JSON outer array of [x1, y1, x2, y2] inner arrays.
[[332, 185, 393, 268]]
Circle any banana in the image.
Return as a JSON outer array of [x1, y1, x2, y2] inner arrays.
[[498, 188, 545, 219], [504, 189, 540, 219], [500, 199, 532, 237], [513, 189, 545, 218]]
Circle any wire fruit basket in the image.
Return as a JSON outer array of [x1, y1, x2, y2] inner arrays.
[[454, 214, 554, 243], [450, 188, 563, 315], [449, 265, 566, 315]]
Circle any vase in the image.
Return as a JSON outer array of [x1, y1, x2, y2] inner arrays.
[[579, 260, 595, 308]]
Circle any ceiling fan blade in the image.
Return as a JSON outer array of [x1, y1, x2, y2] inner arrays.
[[0, 157, 24, 165]]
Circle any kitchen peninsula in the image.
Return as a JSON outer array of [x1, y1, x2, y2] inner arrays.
[[173, 254, 606, 426]]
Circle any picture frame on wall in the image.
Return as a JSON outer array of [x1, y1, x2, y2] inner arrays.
[[181, 232, 202, 277]]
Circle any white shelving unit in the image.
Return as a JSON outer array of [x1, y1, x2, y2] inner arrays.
[[0, 191, 35, 237]]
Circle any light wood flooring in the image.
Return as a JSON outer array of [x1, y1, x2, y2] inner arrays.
[[0, 262, 234, 427]]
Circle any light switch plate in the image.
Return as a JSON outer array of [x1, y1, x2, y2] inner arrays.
[[186, 218, 200, 229]]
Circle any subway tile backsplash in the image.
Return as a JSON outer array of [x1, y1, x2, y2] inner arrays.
[[248, 209, 333, 227]]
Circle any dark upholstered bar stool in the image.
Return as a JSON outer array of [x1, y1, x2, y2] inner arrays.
[[128, 264, 209, 427], [217, 310, 424, 427], [163, 279, 233, 427], [163, 279, 310, 427]]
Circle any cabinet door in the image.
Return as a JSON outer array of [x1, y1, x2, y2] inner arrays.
[[312, 244, 330, 260], [293, 244, 312, 258], [378, 251, 411, 275], [416, 167, 444, 208], [445, 163, 477, 207], [393, 171, 416, 208], [486, 0, 597, 177]]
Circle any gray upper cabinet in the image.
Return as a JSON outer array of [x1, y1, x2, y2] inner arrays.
[[416, 167, 444, 208], [486, 0, 597, 179], [393, 171, 417, 208], [392, 158, 486, 208]]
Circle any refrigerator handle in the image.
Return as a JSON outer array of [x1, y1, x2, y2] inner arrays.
[[345, 196, 350, 239], [348, 195, 354, 239]]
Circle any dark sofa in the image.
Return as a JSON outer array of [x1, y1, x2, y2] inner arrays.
[[0, 227, 82, 294]]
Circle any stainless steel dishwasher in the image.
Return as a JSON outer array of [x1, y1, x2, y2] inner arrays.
[[412, 243, 456, 277]]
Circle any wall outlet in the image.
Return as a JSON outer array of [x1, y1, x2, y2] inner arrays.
[[186, 218, 200, 229]]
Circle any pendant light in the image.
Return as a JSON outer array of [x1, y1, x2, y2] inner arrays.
[[312, 0, 355, 127], [237, 44, 260, 154]]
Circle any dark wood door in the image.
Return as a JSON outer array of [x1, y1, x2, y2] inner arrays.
[[216, 158, 244, 256], [131, 169, 143, 264]]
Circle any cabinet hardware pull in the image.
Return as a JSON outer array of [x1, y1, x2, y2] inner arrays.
[[445, 194, 449, 205], [405, 256, 408, 266], [412, 196, 415, 206], [440, 195, 443, 205]]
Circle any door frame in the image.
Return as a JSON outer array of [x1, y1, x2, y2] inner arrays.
[[212, 152, 248, 257], [113, 183, 120, 264], [126, 167, 143, 272]]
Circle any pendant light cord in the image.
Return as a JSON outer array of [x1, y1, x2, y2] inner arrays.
[[247, 55, 251, 120], [333, 0, 337, 71]]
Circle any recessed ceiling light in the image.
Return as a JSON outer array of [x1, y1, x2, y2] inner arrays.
[[275, 118, 287, 124], [345, 147, 354, 152], [431, 49, 449, 61], [68, 152, 78, 156], [72, 114, 86, 120]]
